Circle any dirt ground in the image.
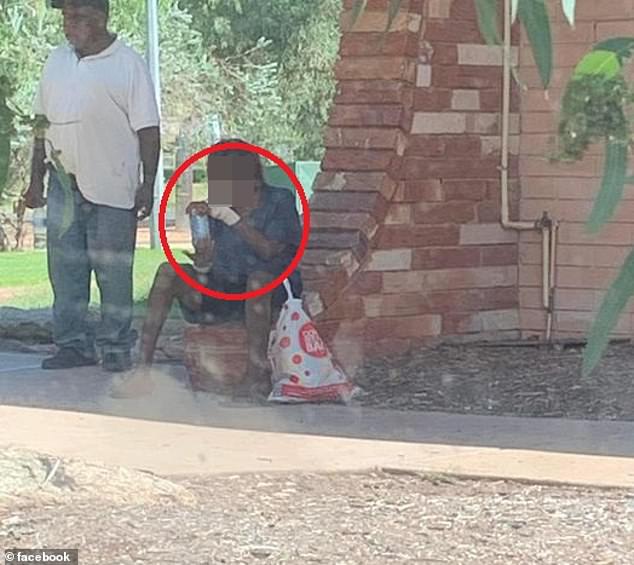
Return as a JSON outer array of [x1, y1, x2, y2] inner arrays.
[[2, 458, 633, 565], [356, 342, 634, 421]]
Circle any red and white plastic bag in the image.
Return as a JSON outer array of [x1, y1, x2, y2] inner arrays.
[[268, 280, 357, 404]]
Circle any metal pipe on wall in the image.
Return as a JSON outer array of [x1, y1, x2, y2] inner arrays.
[[500, 0, 558, 341]]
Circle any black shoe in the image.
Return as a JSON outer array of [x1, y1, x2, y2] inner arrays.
[[102, 351, 133, 373], [41, 348, 97, 370]]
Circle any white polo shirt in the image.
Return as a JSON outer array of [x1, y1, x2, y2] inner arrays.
[[33, 38, 160, 210]]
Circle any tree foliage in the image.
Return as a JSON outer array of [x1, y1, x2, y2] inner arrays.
[[0, 0, 341, 203]]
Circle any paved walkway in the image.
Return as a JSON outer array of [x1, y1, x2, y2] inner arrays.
[[2, 351, 634, 487]]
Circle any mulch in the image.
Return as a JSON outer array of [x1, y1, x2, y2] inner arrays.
[[2, 466, 633, 564], [356, 342, 634, 421]]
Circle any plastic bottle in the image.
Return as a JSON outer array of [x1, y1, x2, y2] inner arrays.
[[189, 211, 210, 246]]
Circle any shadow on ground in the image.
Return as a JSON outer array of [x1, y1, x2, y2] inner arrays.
[[2, 351, 634, 460]]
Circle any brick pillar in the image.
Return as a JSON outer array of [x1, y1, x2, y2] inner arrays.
[[302, 0, 422, 372], [305, 0, 522, 372]]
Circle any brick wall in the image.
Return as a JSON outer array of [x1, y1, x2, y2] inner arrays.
[[518, 1, 634, 338], [304, 0, 634, 370], [304, 0, 521, 372]]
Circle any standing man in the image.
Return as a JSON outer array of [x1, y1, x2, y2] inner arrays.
[[23, 0, 161, 372]]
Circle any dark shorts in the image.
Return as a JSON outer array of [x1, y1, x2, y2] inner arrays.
[[180, 273, 247, 326]]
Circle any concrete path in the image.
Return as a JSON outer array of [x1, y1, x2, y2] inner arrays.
[[2, 351, 634, 487], [4, 405, 634, 489]]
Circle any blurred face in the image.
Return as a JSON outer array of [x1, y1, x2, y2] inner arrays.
[[207, 153, 260, 212], [62, 5, 106, 53]]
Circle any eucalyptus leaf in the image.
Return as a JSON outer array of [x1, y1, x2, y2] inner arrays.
[[385, 0, 402, 32], [475, 0, 501, 45], [518, 0, 553, 88], [593, 37, 634, 64], [561, 0, 575, 27], [587, 139, 628, 233], [349, 0, 367, 30], [511, 0, 519, 23], [583, 248, 634, 377], [574, 50, 621, 79]]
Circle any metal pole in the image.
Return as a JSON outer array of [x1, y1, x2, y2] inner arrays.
[[146, 0, 164, 249]]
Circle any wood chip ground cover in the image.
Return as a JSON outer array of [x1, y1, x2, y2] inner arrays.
[[357, 343, 634, 420], [2, 467, 633, 564]]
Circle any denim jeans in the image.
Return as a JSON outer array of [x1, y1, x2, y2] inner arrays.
[[46, 171, 138, 357]]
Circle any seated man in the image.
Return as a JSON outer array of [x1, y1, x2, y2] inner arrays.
[[111, 139, 303, 398]]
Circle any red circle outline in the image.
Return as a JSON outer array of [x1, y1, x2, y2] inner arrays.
[[158, 141, 311, 302]]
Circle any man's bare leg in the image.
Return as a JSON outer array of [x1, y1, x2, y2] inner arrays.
[[139, 263, 202, 365], [110, 262, 201, 398]]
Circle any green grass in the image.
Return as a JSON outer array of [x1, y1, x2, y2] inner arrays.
[[0, 248, 185, 310]]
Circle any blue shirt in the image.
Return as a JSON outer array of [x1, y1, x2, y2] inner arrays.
[[208, 184, 303, 305]]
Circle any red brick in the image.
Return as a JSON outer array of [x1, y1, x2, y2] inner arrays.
[[444, 136, 484, 157], [424, 265, 517, 291], [364, 286, 518, 318], [311, 191, 388, 217], [437, 288, 517, 312], [335, 57, 411, 81], [387, 155, 406, 180], [519, 112, 557, 134], [300, 249, 332, 266], [443, 180, 488, 201], [481, 245, 519, 266], [521, 43, 587, 69], [329, 105, 403, 127], [449, 0, 479, 20], [385, 203, 413, 224], [322, 295, 364, 321], [413, 88, 453, 111], [479, 89, 501, 111], [426, 20, 485, 43], [519, 67, 574, 90], [549, 21, 596, 43], [443, 309, 519, 334], [406, 135, 482, 158], [301, 264, 343, 281], [596, 21, 634, 40], [414, 201, 476, 224], [575, 1, 633, 21], [480, 287, 519, 309], [522, 89, 563, 112], [476, 199, 501, 222], [311, 212, 377, 237], [313, 171, 391, 193], [412, 247, 481, 269], [363, 293, 433, 317], [404, 156, 499, 179], [324, 127, 400, 150], [365, 315, 442, 340], [339, 32, 413, 57], [432, 66, 502, 89], [405, 136, 446, 157], [377, 225, 460, 248], [520, 155, 600, 178], [335, 80, 407, 105], [304, 279, 341, 308], [322, 149, 394, 171], [348, 271, 383, 295], [394, 180, 443, 202], [430, 44, 458, 65], [309, 229, 370, 261]]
